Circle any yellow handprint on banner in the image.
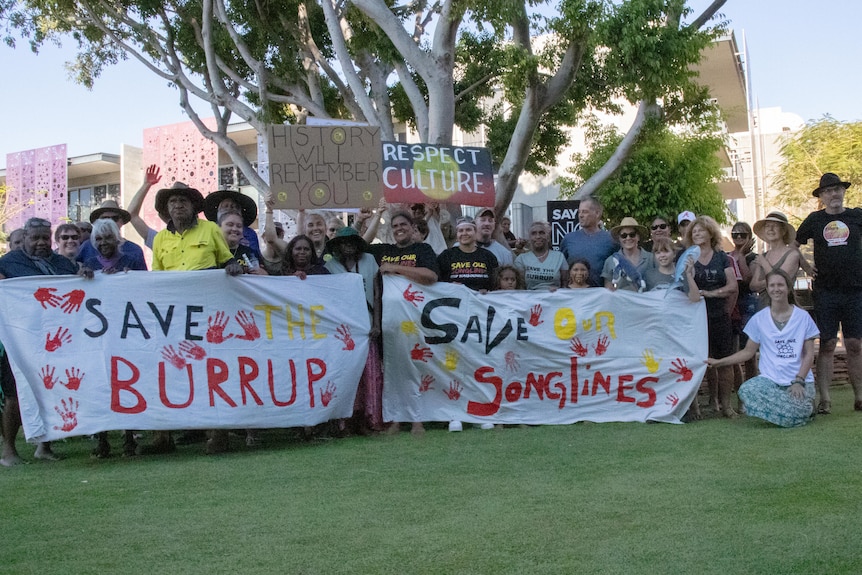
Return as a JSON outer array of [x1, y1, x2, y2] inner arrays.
[[445, 349, 459, 371], [401, 321, 419, 336], [640, 349, 661, 374]]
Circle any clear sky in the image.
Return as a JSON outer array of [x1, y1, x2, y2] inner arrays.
[[1, 0, 860, 165]]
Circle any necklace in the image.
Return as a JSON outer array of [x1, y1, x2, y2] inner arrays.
[[535, 251, 549, 262], [771, 307, 793, 330]]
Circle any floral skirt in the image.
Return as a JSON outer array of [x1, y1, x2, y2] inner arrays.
[[738, 375, 814, 428]]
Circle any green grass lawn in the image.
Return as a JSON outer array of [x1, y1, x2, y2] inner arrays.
[[4, 386, 862, 575]]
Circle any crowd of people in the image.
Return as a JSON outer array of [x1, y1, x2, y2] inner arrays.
[[1, 169, 860, 465]]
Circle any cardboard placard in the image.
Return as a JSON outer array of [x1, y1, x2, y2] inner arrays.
[[266, 125, 382, 209]]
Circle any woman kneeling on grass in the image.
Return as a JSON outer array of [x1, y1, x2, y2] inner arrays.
[[706, 270, 819, 427]]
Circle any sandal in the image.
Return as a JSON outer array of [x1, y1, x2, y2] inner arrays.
[[854, 400, 862, 412], [817, 400, 832, 415]]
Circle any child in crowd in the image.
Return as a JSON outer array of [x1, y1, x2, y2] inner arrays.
[[494, 265, 525, 291], [645, 238, 676, 291], [567, 259, 591, 289]]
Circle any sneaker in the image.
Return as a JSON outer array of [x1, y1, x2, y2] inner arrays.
[[448, 420, 463, 432], [479, 423, 495, 430]]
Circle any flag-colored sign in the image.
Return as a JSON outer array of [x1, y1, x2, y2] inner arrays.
[[266, 124, 382, 209], [382, 142, 495, 207], [0, 272, 370, 442], [381, 276, 706, 424]]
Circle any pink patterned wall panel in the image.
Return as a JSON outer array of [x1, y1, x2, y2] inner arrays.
[[5, 144, 67, 231], [141, 119, 218, 229]]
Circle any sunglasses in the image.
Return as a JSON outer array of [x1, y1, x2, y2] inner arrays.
[[328, 228, 339, 232], [59, 234, 80, 241], [651, 223, 668, 230], [618, 232, 638, 239], [731, 232, 749, 238]]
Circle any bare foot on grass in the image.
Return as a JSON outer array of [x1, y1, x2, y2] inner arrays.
[[34, 443, 62, 461]]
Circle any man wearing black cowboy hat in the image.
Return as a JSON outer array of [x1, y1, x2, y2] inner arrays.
[[77, 199, 147, 270], [796, 172, 862, 414], [203, 189, 262, 260], [143, 182, 242, 455], [151, 182, 241, 273]]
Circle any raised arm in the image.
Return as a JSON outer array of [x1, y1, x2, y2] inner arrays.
[[261, 195, 289, 255], [127, 164, 160, 241]]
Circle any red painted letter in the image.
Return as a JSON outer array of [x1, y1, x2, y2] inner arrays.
[[207, 358, 237, 407], [158, 363, 194, 409], [635, 376, 658, 408], [238, 357, 264, 406], [306, 358, 326, 408], [110, 356, 146, 414], [467, 366, 502, 416], [268, 359, 296, 407]]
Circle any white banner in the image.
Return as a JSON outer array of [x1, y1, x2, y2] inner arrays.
[[0, 272, 370, 442], [382, 276, 707, 424]]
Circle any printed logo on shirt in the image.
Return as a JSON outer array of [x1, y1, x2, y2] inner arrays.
[[774, 338, 797, 360], [823, 220, 850, 247]]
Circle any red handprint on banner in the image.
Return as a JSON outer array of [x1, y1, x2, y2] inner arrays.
[[529, 304, 544, 327], [665, 393, 680, 408], [505, 351, 520, 372], [33, 287, 61, 309], [40, 365, 58, 390], [669, 358, 693, 382], [234, 310, 260, 341], [594, 335, 610, 356], [444, 379, 463, 400], [206, 311, 233, 344], [410, 343, 433, 362], [161, 345, 186, 369], [418, 374, 435, 393], [62, 368, 85, 391], [45, 327, 71, 352], [403, 283, 425, 307], [570, 337, 589, 357], [178, 341, 207, 360], [53, 398, 79, 432], [60, 290, 86, 314], [320, 381, 337, 407], [334, 324, 355, 350]]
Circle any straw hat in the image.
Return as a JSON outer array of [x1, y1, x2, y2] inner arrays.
[[610, 217, 648, 241], [753, 211, 796, 244], [89, 199, 131, 225]]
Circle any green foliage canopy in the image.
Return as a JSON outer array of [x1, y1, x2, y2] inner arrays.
[[773, 116, 862, 214], [557, 116, 727, 226]]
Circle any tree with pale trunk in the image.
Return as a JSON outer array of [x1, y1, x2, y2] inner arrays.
[[1, 0, 726, 214], [773, 116, 862, 219]]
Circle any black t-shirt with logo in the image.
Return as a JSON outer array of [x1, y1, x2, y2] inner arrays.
[[437, 246, 498, 292], [796, 208, 862, 290]]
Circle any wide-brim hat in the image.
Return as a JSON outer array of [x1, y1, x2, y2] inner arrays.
[[610, 217, 648, 241], [203, 190, 258, 227], [90, 199, 131, 225], [328, 226, 368, 252], [812, 172, 851, 197], [154, 182, 205, 220], [753, 211, 796, 244]]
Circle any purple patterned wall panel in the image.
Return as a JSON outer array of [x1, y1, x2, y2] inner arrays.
[[141, 120, 218, 229], [5, 144, 67, 231]]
